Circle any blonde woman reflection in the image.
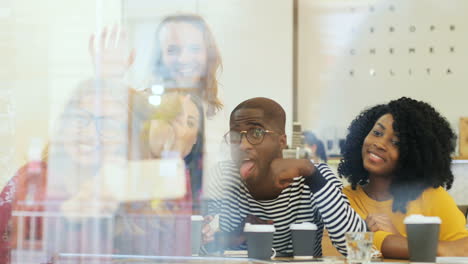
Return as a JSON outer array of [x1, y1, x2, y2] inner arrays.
[[0, 79, 128, 261], [43, 79, 129, 257], [151, 14, 223, 117], [127, 92, 204, 211], [54, 83, 129, 214], [147, 15, 226, 203]]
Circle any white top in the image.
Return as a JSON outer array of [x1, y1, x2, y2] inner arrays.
[[404, 214, 442, 224]]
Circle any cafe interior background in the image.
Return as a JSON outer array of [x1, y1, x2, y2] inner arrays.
[[1, 0, 468, 260]]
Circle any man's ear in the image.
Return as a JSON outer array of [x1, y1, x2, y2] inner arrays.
[[279, 134, 287, 149]]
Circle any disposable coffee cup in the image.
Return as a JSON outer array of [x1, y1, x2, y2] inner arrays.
[[290, 222, 318, 259], [404, 214, 441, 263], [191, 215, 204, 256], [244, 223, 276, 260]]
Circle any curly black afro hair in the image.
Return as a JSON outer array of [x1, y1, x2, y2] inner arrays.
[[338, 97, 456, 213]]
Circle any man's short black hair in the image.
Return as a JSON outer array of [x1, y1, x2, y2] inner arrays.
[[230, 97, 286, 133]]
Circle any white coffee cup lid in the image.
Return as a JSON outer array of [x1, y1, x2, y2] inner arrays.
[[191, 215, 204, 221], [244, 223, 276, 233], [404, 214, 441, 224], [290, 222, 317, 230]]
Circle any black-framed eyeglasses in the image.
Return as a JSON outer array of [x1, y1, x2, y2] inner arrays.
[[64, 109, 126, 139], [224, 127, 276, 145]]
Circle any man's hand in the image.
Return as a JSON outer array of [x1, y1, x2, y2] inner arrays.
[[270, 158, 315, 190], [366, 214, 399, 234]]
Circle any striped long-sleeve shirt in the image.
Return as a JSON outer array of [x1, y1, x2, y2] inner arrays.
[[205, 161, 367, 256]]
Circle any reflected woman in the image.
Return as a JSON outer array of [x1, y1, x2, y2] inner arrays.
[[91, 14, 224, 208], [128, 91, 205, 213], [0, 79, 129, 262], [150, 14, 223, 117], [113, 91, 205, 256]]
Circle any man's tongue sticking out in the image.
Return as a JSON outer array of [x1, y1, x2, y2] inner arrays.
[[240, 161, 255, 180]]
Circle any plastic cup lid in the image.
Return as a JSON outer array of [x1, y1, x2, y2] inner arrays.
[[404, 214, 441, 224], [290, 222, 318, 230], [244, 223, 276, 232]]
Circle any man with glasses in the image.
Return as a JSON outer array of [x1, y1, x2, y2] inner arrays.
[[202, 97, 366, 256]]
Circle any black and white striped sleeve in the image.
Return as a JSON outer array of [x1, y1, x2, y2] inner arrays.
[[305, 163, 367, 256]]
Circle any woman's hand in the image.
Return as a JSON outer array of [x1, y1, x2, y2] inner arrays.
[[168, 95, 192, 154], [366, 214, 399, 234], [148, 119, 176, 158], [148, 94, 191, 158], [438, 237, 468, 256], [89, 25, 135, 78], [380, 225, 468, 258]]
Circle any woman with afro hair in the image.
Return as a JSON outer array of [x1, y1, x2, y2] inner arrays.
[[338, 97, 468, 259]]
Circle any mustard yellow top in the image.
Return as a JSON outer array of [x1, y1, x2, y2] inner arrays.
[[343, 185, 468, 251]]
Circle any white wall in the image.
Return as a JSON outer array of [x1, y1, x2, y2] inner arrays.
[[297, 0, 468, 204], [298, 0, 468, 151]]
